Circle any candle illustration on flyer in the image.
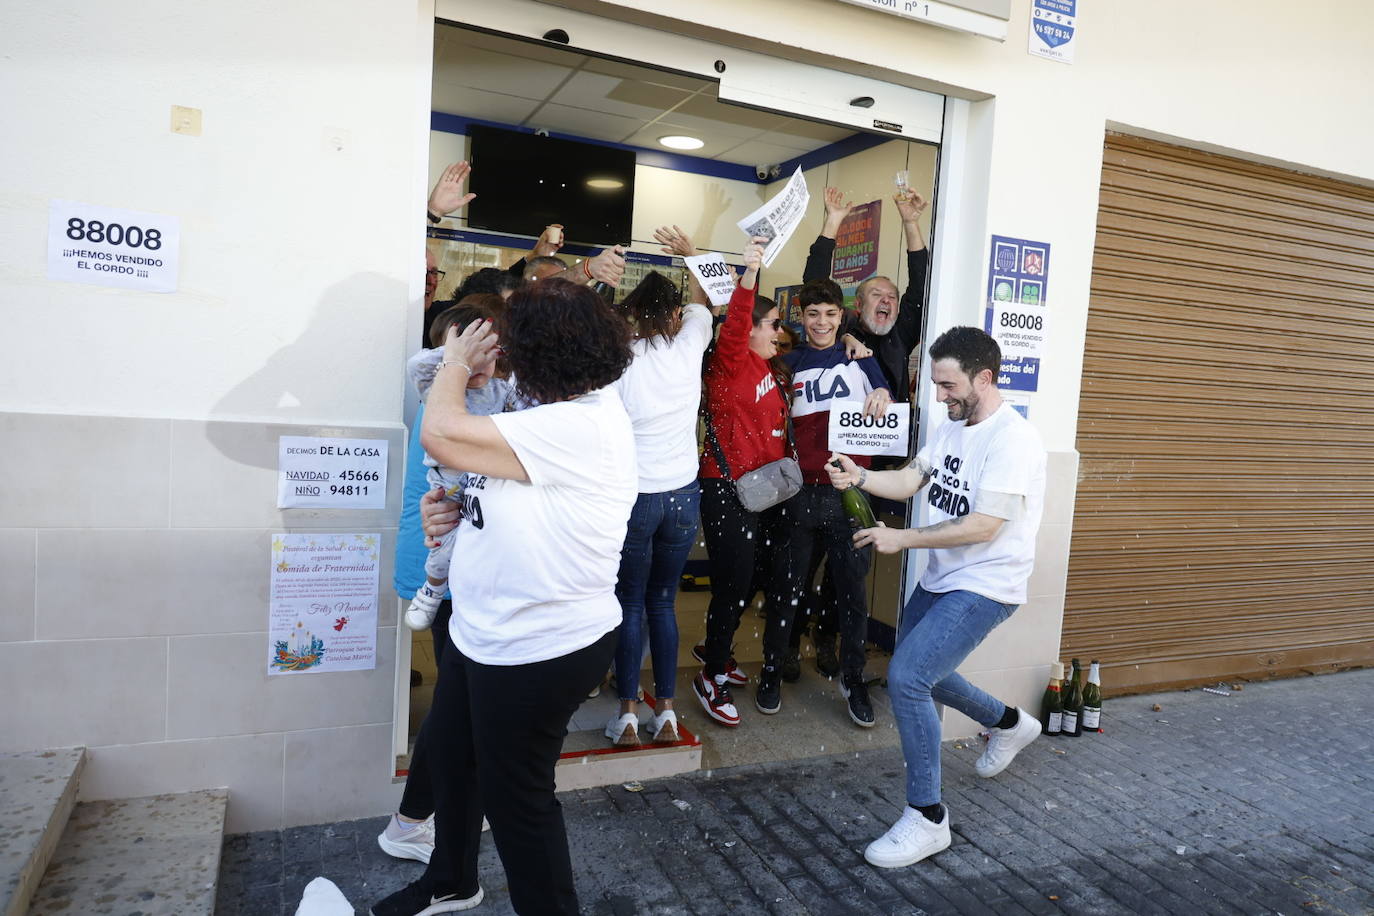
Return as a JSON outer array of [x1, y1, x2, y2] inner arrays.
[[268, 533, 380, 675]]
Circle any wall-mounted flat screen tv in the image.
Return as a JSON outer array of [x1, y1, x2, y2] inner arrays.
[[466, 124, 636, 246]]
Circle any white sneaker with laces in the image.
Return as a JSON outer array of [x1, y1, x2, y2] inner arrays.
[[404, 585, 445, 631], [604, 712, 640, 747], [864, 806, 951, 868], [648, 708, 679, 743], [377, 814, 436, 864], [975, 707, 1040, 778]]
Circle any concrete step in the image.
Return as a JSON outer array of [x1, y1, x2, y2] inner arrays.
[[27, 789, 228, 916], [0, 747, 86, 916], [554, 725, 701, 792]]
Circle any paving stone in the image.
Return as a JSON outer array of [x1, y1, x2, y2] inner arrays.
[[217, 669, 1374, 915]]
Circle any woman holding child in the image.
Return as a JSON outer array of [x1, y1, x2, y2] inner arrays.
[[370, 277, 637, 916]]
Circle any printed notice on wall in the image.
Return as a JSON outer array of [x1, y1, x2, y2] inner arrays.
[[736, 166, 811, 268], [984, 234, 1051, 394], [1028, 0, 1077, 64], [47, 199, 181, 292], [828, 401, 911, 457], [684, 253, 739, 306], [277, 436, 388, 509], [268, 533, 379, 675]]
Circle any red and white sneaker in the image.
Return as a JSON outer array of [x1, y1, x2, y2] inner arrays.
[[692, 644, 748, 685], [692, 672, 740, 726]]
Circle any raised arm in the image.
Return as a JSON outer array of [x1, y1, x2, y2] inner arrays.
[[654, 224, 711, 313], [420, 320, 529, 482], [802, 187, 853, 283], [550, 246, 626, 289], [892, 189, 932, 349], [426, 161, 476, 223], [711, 238, 766, 365]]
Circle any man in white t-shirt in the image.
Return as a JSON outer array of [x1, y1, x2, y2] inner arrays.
[[827, 325, 1047, 871]]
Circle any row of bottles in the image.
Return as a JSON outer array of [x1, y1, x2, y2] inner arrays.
[[1039, 658, 1102, 737]]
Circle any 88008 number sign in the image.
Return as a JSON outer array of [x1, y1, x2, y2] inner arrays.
[[827, 401, 911, 457], [48, 199, 180, 292], [836, 410, 901, 429]]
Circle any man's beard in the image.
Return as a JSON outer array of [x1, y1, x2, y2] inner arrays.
[[863, 311, 896, 336]]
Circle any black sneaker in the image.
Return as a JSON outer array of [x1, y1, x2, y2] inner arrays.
[[756, 666, 782, 715], [781, 650, 801, 683], [815, 639, 840, 679], [370, 881, 483, 915], [840, 674, 876, 728]]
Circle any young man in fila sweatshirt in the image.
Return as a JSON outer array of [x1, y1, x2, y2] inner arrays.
[[762, 279, 891, 726]]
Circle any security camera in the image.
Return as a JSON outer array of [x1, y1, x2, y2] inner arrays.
[[533, 127, 550, 138], [768, 164, 781, 179], [756, 164, 781, 181]]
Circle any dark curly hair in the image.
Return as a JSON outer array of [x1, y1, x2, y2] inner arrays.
[[504, 278, 633, 404], [457, 267, 521, 299], [619, 270, 683, 346]]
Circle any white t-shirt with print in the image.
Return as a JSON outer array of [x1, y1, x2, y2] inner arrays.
[[916, 402, 1047, 605], [612, 302, 712, 492], [446, 388, 637, 665]]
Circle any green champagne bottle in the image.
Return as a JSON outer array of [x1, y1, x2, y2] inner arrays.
[[1040, 661, 1064, 736], [1082, 660, 1103, 733], [831, 460, 877, 529], [1062, 658, 1084, 737]]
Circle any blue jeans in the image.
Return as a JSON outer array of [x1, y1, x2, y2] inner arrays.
[[614, 482, 701, 701], [888, 585, 1017, 806]]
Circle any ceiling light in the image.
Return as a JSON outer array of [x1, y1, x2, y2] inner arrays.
[[586, 178, 625, 190], [658, 135, 704, 151]]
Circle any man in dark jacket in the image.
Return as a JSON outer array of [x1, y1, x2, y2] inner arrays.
[[803, 186, 930, 401]]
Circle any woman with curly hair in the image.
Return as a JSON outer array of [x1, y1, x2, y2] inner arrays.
[[371, 278, 636, 916], [603, 253, 713, 748]]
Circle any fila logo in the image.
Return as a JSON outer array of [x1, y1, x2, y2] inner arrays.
[[794, 375, 851, 404]]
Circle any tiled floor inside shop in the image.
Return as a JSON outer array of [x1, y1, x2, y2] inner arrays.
[[405, 589, 902, 773]]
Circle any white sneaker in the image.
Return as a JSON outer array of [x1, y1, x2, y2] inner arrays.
[[404, 585, 445, 631], [604, 712, 640, 747], [377, 814, 435, 864], [647, 708, 679, 743], [975, 707, 1040, 778], [864, 806, 951, 868]]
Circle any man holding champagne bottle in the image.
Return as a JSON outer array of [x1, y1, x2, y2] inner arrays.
[[826, 326, 1047, 869]]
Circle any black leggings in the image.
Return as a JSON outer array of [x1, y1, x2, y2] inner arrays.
[[699, 478, 789, 674], [422, 627, 618, 914], [398, 600, 453, 820]]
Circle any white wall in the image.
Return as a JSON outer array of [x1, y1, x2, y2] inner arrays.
[[0, 0, 431, 427]]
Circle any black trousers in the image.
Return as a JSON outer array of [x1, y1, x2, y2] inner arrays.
[[398, 600, 453, 820], [422, 627, 617, 914], [699, 478, 789, 676], [770, 485, 871, 676], [788, 551, 837, 651]]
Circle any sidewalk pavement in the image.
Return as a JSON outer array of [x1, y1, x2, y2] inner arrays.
[[216, 668, 1374, 915]]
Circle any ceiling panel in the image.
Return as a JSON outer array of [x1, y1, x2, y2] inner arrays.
[[433, 44, 573, 101], [551, 71, 694, 125], [431, 85, 543, 126], [522, 103, 645, 143], [432, 23, 867, 168]]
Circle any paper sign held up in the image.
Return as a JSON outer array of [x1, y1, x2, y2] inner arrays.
[[683, 253, 737, 306], [736, 166, 811, 268]]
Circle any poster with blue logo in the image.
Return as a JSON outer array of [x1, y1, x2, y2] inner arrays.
[[984, 235, 1051, 405], [1028, 0, 1076, 65]]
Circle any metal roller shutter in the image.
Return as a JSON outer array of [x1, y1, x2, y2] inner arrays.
[[1064, 133, 1374, 694]]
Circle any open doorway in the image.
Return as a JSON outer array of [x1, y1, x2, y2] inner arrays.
[[407, 19, 941, 775]]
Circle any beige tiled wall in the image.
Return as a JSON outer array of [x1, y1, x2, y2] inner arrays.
[[0, 411, 405, 832]]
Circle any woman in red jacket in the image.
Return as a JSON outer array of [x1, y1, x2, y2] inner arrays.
[[693, 238, 791, 727]]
